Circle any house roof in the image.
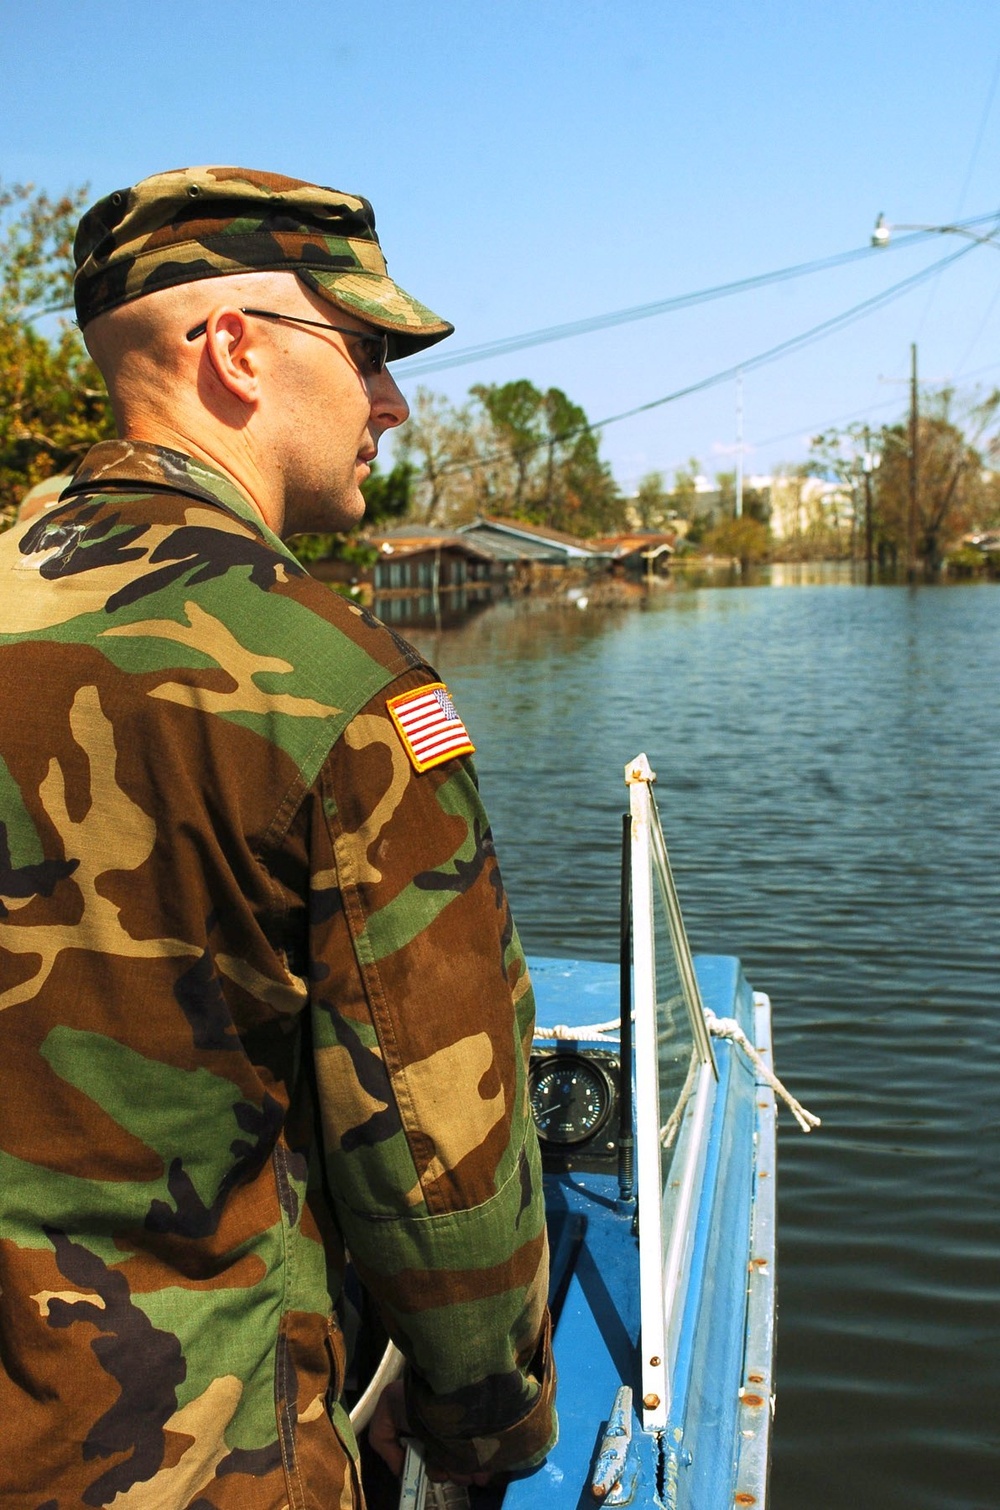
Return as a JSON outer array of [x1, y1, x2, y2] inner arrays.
[[966, 531, 1000, 554], [367, 530, 493, 563], [371, 525, 456, 541], [590, 532, 676, 555], [458, 515, 604, 560]]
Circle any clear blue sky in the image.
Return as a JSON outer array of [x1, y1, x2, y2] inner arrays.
[[5, 0, 1000, 491]]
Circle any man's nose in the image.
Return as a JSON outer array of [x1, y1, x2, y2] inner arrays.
[[371, 368, 410, 430]]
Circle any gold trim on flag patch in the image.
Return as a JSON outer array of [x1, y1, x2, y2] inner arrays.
[[387, 681, 476, 773]]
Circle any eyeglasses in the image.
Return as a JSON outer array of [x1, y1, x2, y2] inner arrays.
[[185, 307, 389, 376]]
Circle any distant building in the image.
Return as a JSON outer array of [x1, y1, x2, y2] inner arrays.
[[623, 473, 774, 534], [768, 475, 853, 542]]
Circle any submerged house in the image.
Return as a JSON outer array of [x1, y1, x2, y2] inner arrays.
[[306, 526, 497, 628], [368, 527, 494, 592], [307, 526, 493, 594], [590, 531, 676, 577], [458, 515, 609, 575]]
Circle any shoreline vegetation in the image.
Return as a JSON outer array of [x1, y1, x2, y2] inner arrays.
[[3, 182, 1000, 585]]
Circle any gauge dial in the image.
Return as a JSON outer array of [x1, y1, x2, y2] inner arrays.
[[529, 1056, 612, 1146]]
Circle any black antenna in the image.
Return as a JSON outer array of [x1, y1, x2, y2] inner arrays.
[[617, 812, 635, 1206]]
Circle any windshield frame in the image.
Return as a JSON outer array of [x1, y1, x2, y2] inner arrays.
[[627, 754, 718, 1432]]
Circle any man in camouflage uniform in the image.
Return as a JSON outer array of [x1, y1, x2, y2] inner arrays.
[[0, 168, 555, 1509]]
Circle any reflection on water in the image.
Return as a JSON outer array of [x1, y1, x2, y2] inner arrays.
[[372, 584, 497, 630], [764, 559, 862, 587], [406, 581, 1000, 1510]]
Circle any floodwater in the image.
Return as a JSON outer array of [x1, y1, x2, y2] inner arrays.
[[406, 572, 1000, 1510]]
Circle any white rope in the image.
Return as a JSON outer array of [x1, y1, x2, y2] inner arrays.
[[535, 1011, 821, 1133], [659, 1047, 700, 1149], [534, 1018, 622, 1041], [704, 1010, 821, 1133]]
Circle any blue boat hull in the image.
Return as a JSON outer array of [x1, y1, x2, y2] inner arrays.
[[499, 953, 776, 1510]]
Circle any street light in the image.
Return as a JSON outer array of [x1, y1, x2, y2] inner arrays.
[[871, 212, 1000, 251]]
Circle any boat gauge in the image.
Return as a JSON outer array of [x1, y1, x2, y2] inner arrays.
[[529, 1054, 613, 1146]]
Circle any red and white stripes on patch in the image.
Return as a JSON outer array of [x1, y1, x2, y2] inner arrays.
[[386, 682, 476, 773]]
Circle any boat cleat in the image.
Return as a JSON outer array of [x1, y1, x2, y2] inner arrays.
[[590, 1385, 641, 1505]]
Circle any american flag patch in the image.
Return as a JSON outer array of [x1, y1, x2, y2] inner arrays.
[[387, 682, 476, 773]]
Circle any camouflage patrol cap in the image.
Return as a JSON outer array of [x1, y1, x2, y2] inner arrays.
[[73, 166, 453, 358]]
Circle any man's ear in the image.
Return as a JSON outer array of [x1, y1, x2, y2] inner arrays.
[[202, 309, 260, 405]]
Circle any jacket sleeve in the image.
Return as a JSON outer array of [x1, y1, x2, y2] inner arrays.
[[306, 666, 556, 1477]]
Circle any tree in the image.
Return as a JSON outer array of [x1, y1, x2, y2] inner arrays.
[[715, 469, 770, 525], [358, 458, 414, 523], [669, 458, 705, 522], [811, 387, 1000, 574], [534, 385, 620, 535], [875, 387, 1000, 574], [633, 471, 672, 530], [539, 386, 584, 522], [393, 387, 486, 526], [806, 426, 878, 560], [0, 182, 114, 527], [667, 458, 710, 541], [977, 467, 1000, 530], [398, 379, 623, 536], [471, 380, 544, 513], [703, 514, 770, 575]]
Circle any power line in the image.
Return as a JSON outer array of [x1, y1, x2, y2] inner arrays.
[[399, 213, 1000, 378], [953, 268, 1000, 377], [912, 52, 1000, 340], [741, 394, 903, 454], [574, 244, 978, 435], [742, 354, 1000, 460], [955, 48, 1000, 217], [423, 240, 979, 481], [630, 351, 1000, 490], [913, 212, 1000, 342]]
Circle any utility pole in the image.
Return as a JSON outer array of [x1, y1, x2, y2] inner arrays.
[[863, 425, 875, 585], [735, 369, 744, 519], [908, 342, 919, 581]]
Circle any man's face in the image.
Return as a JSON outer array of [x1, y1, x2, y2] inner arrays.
[[259, 291, 409, 537]]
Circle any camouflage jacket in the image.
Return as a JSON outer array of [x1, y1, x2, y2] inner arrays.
[[0, 442, 555, 1509]]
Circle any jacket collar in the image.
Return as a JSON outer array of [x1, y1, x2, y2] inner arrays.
[[65, 440, 283, 547]]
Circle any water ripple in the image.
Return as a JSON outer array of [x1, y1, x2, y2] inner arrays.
[[411, 583, 1000, 1510]]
